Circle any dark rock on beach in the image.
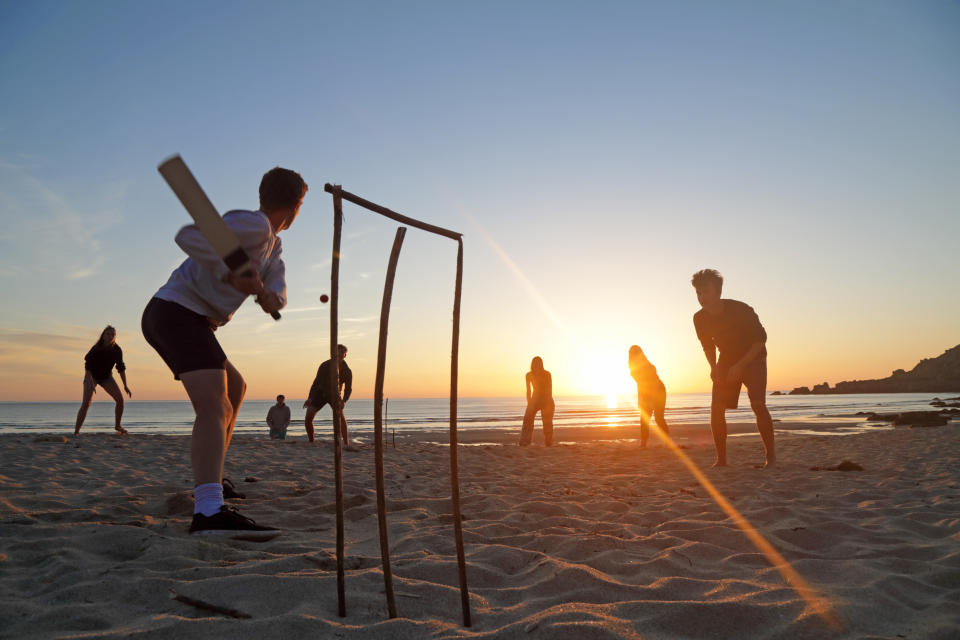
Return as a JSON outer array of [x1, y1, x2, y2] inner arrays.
[[863, 411, 949, 427], [810, 460, 864, 471], [930, 399, 960, 408]]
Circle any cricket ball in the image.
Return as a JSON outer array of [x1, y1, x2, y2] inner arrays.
[[320, 294, 329, 303]]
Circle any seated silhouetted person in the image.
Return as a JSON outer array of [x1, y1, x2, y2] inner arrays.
[[628, 345, 669, 447], [519, 357, 554, 447]]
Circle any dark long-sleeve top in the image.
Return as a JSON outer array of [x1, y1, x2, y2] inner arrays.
[[84, 344, 126, 380], [308, 359, 353, 402], [526, 370, 553, 407], [266, 404, 291, 429], [630, 362, 665, 399], [693, 299, 767, 369]]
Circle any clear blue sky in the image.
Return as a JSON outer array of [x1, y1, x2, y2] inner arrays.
[[1, 1, 958, 401]]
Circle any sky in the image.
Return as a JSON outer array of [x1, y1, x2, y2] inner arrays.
[[0, 1, 958, 402]]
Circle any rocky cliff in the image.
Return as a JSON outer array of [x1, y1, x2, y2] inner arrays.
[[789, 344, 960, 394]]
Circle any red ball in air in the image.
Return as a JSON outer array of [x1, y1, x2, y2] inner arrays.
[[320, 294, 329, 303]]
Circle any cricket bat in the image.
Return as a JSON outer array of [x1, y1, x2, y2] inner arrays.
[[158, 154, 281, 320]]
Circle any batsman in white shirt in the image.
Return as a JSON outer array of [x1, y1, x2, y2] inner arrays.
[[142, 163, 307, 539]]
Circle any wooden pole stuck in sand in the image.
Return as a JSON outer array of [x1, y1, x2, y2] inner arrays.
[[374, 226, 407, 618], [329, 190, 347, 618], [323, 183, 471, 626], [450, 237, 471, 627]]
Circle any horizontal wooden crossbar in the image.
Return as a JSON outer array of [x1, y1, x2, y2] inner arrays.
[[324, 184, 462, 241]]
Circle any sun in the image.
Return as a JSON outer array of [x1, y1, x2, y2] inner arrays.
[[566, 346, 637, 401]]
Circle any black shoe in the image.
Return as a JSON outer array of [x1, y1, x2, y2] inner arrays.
[[222, 477, 246, 500], [189, 505, 280, 541]]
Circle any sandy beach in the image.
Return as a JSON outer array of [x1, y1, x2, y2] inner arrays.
[[1, 421, 958, 639]]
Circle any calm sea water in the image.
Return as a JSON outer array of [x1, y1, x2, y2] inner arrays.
[[0, 393, 946, 437]]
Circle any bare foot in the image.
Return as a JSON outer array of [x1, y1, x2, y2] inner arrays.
[[760, 458, 776, 469], [711, 460, 728, 468], [345, 444, 360, 452]]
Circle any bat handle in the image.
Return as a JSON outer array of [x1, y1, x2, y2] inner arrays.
[[239, 268, 281, 320]]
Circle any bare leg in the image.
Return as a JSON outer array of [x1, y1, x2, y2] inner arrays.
[[223, 360, 246, 452], [519, 406, 536, 445], [542, 405, 554, 447], [98, 378, 126, 433], [654, 406, 669, 436], [710, 403, 727, 467], [304, 405, 319, 442], [337, 407, 353, 448], [752, 399, 775, 467], [181, 369, 232, 486], [639, 408, 650, 448], [74, 378, 97, 435]]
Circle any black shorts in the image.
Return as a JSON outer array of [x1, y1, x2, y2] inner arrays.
[[712, 357, 767, 410], [307, 396, 331, 410], [141, 297, 226, 380]]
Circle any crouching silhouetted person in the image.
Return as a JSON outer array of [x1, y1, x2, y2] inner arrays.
[[628, 345, 668, 448]]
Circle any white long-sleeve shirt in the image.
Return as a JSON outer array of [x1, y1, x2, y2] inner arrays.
[[154, 210, 286, 325]]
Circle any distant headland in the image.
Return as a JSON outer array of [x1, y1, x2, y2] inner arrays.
[[785, 344, 960, 395]]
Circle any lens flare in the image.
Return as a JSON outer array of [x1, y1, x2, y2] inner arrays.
[[648, 422, 840, 628]]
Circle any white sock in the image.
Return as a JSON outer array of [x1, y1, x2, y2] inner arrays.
[[194, 483, 224, 517]]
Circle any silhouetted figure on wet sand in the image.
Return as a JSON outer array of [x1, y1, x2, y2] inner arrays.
[[692, 269, 775, 468], [628, 345, 668, 448], [520, 356, 554, 447], [75, 326, 132, 437], [304, 344, 355, 450]]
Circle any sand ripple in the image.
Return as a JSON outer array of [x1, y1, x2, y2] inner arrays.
[[1, 424, 959, 638]]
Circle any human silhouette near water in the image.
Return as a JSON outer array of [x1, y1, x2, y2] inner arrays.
[[519, 356, 554, 447], [692, 269, 774, 468], [74, 325, 132, 438], [628, 345, 669, 448], [267, 394, 291, 440], [304, 344, 355, 450]]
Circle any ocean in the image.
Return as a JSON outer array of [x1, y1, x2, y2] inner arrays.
[[0, 392, 947, 438]]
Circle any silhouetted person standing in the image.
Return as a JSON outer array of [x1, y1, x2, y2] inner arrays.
[[520, 356, 554, 447], [692, 269, 774, 468], [628, 345, 668, 448], [304, 344, 354, 449], [75, 325, 132, 437]]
